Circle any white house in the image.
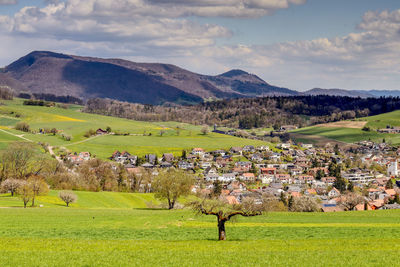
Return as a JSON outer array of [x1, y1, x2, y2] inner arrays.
[[328, 188, 341, 198]]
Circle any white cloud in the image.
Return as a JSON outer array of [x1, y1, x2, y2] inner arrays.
[[1, 1, 400, 91]]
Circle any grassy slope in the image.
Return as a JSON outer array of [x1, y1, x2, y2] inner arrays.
[[0, 99, 267, 158], [0, 190, 159, 209], [292, 110, 400, 144], [0, 190, 399, 266]]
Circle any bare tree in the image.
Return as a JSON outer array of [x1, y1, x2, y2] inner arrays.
[[1, 179, 22, 196], [152, 168, 194, 209], [338, 192, 364, 211], [290, 196, 320, 212], [59, 191, 77, 207], [17, 181, 34, 208], [191, 198, 263, 240], [27, 176, 49, 207]]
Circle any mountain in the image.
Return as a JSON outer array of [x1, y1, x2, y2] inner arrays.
[[303, 88, 375, 98], [0, 51, 298, 105], [357, 90, 400, 98]]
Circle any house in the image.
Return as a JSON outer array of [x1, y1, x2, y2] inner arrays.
[[259, 174, 274, 184], [96, 128, 107, 135], [321, 176, 336, 185], [178, 161, 193, 170], [342, 170, 374, 185], [277, 143, 291, 150], [240, 173, 255, 182], [275, 174, 291, 184], [192, 148, 205, 156], [251, 153, 263, 162], [66, 152, 91, 165], [162, 153, 174, 163], [205, 173, 219, 182], [235, 161, 252, 170], [200, 162, 212, 169], [296, 175, 314, 184], [230, 147, 243, 154], [79, 152, 91, 160], [141, 162, 154, 168], [301, 143, 313, 149], [243, 145, 255, 153], [304, 188, 317, 196], [145, 154, 157, 164], [203, 167, 218, 176], [328, 188, 341, 198], [261, 168, 276, 175], [220, 173, 236, 183], [225, 195, 240, 205], [257, 145, 270, 151]]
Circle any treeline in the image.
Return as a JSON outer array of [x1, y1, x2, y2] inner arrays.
[[84, 96, 400, 129], [19, 93, 83, 105]]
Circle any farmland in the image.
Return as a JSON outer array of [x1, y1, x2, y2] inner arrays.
[[291, 110, 400, 145], [0, 191, 399, 266], [0, 99, 267, 158]]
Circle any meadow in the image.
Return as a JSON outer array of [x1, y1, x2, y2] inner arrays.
[[0, 99, 267, 158], [291, 110, 400, 145], [0, 191, 400, 266]]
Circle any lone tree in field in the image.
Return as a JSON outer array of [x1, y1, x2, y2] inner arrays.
[[1, 178, 22, 196], [27, 176, 49, 207], [17, 181, 34, 208], [201, 125, 209, 135], [152, 168, 194, 209], [59, 191, 77, 207], [191, 198, 263, 240]]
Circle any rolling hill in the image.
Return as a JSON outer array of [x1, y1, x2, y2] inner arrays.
[[0, 98, 268, 158], [290, 109, 400, 145], [0, 51, 297, 105]]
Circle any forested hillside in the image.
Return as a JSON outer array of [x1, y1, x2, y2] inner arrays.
[[84, 96, 400, 129]]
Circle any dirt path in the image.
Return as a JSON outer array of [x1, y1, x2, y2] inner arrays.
[[63, 134, 104, 147], [0, 129, 32, 142]]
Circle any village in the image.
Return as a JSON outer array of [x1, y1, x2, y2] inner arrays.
[[64, 138, 400, 212]]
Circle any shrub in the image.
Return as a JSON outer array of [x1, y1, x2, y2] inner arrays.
[[15, 122, 30, 132]]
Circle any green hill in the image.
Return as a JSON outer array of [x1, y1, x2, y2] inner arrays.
[[291, 110, 400, 145], [0, 99, 268, 158], [0, 190, 160, 209]]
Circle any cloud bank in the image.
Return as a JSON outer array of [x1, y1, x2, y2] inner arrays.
[[0, 0, 400, 91]]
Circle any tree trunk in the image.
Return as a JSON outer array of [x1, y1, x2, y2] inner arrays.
[[24, 201, 27, 208], [66, 202, 69, 207], [31, 197, 35, 207], [218, 219, 226, 241], [11, 190, 14, 197]]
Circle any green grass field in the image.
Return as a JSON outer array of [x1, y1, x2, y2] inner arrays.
[[291, 110, 400, 145], [0, 190, 399, 266], [0, 99, 267, 158]]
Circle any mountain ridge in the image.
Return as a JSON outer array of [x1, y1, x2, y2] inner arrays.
[[0, 51, 297, 105], [1, 51, 399, 105]]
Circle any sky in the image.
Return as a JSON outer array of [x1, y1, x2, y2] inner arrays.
[[0, 0, 400, 91]]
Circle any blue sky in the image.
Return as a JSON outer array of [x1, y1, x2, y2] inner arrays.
[[0, 0, 400, 91]]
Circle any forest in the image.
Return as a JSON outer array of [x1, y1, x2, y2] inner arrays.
[[84, 96, 399, 129]]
